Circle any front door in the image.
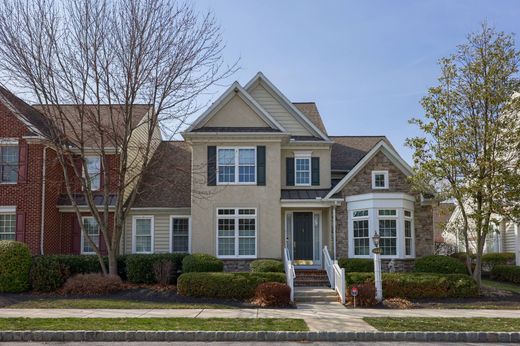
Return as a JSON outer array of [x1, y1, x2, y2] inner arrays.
[[293, 212, 314, 261]]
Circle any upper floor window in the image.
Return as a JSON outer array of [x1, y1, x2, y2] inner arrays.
[[295, 153, 311, 186], [217, 147, 256, 184], [85, 156, 101, 190], [0, 145, 18, 184], [372, 170, 388, 189]]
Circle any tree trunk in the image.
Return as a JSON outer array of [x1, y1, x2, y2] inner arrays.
[[108, 249, 118, 277], [473, 254, 482, 291]]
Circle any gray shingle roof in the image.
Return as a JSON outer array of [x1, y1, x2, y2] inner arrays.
[[57, 193, 118, 206], [293, 102, 328, 135], [330, 136, 390, 172], [281, 189, 330, 199]]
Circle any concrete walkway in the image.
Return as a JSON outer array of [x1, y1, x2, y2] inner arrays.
[[2, 305, 520, 332]]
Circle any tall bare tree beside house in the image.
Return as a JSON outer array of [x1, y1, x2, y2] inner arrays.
[[0, 0, 236, 275]]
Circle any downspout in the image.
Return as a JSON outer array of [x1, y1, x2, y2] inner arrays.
[[332, 205, 337, 261], [40, 146, 47, 255]]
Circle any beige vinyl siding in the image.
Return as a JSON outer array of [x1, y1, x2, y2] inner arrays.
[[124, 111, 162, 201], [504, 223, 517, 252], [249, 84, 312, 136], [122, 209, 191, 254], [203, 94, 269, 128]]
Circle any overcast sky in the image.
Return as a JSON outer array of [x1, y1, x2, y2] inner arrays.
[[192, 0, 520, 163]]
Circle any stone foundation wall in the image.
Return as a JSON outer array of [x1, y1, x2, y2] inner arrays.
[[381, 259, 415, 272], [222, 259, 254, 272]]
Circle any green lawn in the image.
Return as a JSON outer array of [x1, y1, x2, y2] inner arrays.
[[6, 299, 232, 309], [0, 317, 308, 331], [364, 317, 520, 332], [482, 279, 520, 294]]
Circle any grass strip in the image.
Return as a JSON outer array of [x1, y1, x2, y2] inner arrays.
[[482, 279, 520, 295], [0, 317, 308, 331], [364, 317, 520, 332], [6, 299, 232, 309]]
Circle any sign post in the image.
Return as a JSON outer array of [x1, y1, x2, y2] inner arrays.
[[351, 286, 358, 308], [372, 232, 383, 303]]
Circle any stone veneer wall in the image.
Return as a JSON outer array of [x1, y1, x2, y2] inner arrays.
[[222, 260, 255, 272], [334, 151, 434, 264]]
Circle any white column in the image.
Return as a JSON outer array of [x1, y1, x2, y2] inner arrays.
[[515, 223, 520, 267], [332, 205, 337, 261], [374, 251, 383, 302]]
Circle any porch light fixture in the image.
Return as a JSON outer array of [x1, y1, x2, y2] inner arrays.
[[372, 232, 380, 248]]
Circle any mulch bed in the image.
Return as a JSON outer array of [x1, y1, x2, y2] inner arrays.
[[0, 284, 258, 309]]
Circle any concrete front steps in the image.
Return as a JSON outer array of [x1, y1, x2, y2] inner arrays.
[[294, 287, 339, 303]]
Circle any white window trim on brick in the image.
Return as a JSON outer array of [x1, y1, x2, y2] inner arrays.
[[84, 156, 101, 191], [132, 215, 154, 254], [294, 151, 312, 186], [216, 207, 257, 259], [0, 140, 19, 184], [371, 170, 389, 189], [216, 147, 257, 185], [346, 193, 415, 259], [0, 206, 16, 241], [81, 216, 100, 254], [169, 215, 192, 253]]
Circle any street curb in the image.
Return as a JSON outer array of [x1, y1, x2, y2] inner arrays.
[[0, 331, 519, 342]]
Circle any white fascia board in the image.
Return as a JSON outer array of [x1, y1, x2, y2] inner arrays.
[[185, 81, 286, 133], [244, 72, 331, 142], [325, 141, 413, 199], [280, 199, 337, 208]]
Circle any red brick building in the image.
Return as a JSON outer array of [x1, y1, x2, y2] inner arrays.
[[0, 87, 151, 255]]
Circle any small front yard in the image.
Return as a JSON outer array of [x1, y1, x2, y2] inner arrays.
[[0, 317, 308, 331], [364, 317, 520, 332]]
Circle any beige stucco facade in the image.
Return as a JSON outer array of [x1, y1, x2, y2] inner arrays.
[[281, 146, 332, 189]]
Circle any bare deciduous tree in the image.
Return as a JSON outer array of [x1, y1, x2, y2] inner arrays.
[[0, 0, 236, 275]]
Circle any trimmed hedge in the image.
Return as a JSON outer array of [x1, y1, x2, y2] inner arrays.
[[250, 259, 284, 273], [50, 255, 103, 277], [482, 253, 515, 271], [346, 272, 478, 298], [182, 253, 224, 273], [30, 256, 68, 292], [490, 265, 520, 284], [414, 255, 467, 274], [0, 241, 32, 293], [338, 258, 374, 272], [177, 272, 286, 299], [126, 253, 187, 284]]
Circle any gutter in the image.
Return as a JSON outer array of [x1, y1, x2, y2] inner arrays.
[[40, 146, 47, 255]]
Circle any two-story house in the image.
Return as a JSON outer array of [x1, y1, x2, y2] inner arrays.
[[124, 72, 434, 271], [0, 86, 157, 255]]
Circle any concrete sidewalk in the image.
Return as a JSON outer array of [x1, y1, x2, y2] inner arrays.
[[2, 304, 520, 331]]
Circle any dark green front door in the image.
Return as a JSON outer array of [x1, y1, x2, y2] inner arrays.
[[293, 212, 313, 261]]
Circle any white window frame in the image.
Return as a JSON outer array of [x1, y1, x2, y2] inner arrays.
[[81, 216, 100, 255], [216, 147, 257, 185], [0, 141, 19, 185], [372, 170, 389, 189], [216, 207, 257, 259], [377, 209, 398, 257], [294, 152, 312, 186], [84, 156, 101, 191], [352, 209, 370, 256], [346, 193, 415, 260], [404, 210, 415, 257], [169, 215, 192, 253], [132, 215, 154, 254], [0, 210, 16, 241]]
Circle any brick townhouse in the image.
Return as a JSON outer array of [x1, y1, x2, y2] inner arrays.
[[0, 87, 153, 255]]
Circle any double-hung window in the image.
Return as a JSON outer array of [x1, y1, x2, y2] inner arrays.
[[133, 216, 153, 253], [171, 216, 191, 253], [352, 210, 369, 256], [404, 210, 413, 256], [0, 145, 18, 184], [378, 209, 397, 256], [0, 213, 16, 240], [372, 171, 389, 189], [217, 208, 256, 258], [295, 154, 311, 186], [85, 156, 101, 190], [217, 148, 256, 184], [81, 217, 99, 254]]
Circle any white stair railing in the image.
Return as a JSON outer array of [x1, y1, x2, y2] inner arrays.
[[284, 247, 296, 302], [323, 246, 335, 288], [323, 246, 346, 304]]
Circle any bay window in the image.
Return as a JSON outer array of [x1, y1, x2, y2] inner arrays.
[[217, 147, 256, 184], [346, 193, 415, 259], [217, 208, 256, 258]]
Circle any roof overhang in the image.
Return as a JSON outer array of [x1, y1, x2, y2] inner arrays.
[[281, 198, 341, 208]]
